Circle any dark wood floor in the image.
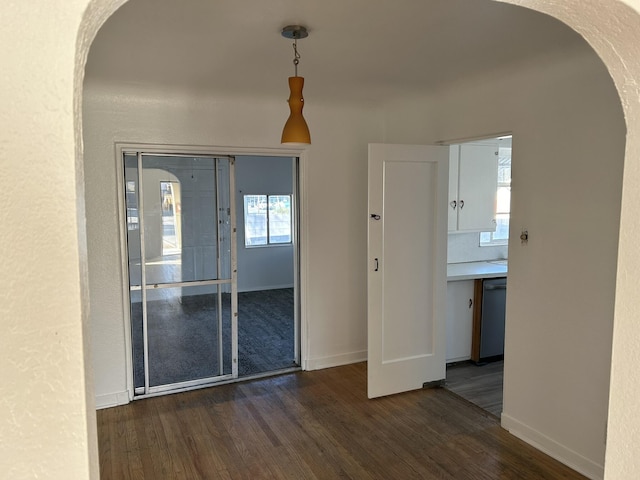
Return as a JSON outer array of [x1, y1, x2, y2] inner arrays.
[[97, 362, 585, 479], [446, 361, 504, 417]]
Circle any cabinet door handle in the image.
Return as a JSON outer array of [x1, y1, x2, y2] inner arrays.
[[374, 258, 379, 272], [450, 200, 457, 210], [459, 199, 465, 209], [469, 298, 473, 309]]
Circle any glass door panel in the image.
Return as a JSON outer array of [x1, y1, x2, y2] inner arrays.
[[125, 152, 236, 395], [141, 155, 221, 286], [124, 153, 142, 288], [129, 289, 144, 390], [145, 285, 232, 388]]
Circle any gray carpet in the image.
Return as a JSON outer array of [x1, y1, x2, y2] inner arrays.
[[131, 288, 296, 389]]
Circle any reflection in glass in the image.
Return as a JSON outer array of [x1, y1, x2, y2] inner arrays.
[[124, 154, 142, 287], [126, 153, 234, 392]]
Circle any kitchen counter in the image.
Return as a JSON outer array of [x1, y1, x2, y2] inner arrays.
[[447, 260, 508, 281]]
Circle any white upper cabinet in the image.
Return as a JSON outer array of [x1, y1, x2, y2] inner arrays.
[[448, 141, 498, 233]]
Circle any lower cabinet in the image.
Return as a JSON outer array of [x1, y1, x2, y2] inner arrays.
[[446, 280, 475, 363]]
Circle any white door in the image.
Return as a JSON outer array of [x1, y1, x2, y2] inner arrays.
[[367, 143, 449, 399]]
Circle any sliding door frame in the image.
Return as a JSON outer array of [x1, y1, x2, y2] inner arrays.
[[128, 152, 235, 396], [115, 143, 308, 401]]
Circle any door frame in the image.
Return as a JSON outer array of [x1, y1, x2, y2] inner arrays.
[[438, 132, 511, 417], [115, 143, 309, 401]]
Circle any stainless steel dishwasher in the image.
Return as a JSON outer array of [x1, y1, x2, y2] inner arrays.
[[479, 277, 507, 362]]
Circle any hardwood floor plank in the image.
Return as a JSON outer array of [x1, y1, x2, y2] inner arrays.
[[272, 383, 376, 479], [97, 363, 586, 479]]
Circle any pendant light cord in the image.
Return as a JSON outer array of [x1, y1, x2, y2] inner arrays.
[[292, 38, 300, 77]]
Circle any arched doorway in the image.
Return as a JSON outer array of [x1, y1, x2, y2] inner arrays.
[[73, 1, 640, 478]]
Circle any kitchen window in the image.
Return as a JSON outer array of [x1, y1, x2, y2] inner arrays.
[[480, 137, 511, 246], [243, 194, 292, 247]]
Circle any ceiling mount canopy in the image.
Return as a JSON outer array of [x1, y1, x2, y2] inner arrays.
[[281, 25, 309, 40], [281, 25, 311, 145]]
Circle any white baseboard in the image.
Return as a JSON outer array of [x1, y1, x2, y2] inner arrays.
[[96, 390, 130, 410], [238, 284, 294, 293], [501, 413, 604, 480], [446, 355, 471, 364], [305, 350, 367, 371]]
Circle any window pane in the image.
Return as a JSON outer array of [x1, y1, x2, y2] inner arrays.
[[481, 137, 511, 247], [479, 213, 509, 246], [244, 195, 267, 246], [268, 195, 292, 244], [496, 186, 511, 214], [493, 213, 510, 241]]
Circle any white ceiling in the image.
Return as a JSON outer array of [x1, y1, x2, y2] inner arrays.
[[85, 0, 587, 104]]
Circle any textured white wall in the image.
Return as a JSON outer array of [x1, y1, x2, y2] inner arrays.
[[81, 2, 639, 477], [82, 84, 383, 404], [511, 1, 640, 478], [0, 0, 128, 477], [493, 3, 640, 478], [3, 0, 640, 478], [381, 46, 626, 478]]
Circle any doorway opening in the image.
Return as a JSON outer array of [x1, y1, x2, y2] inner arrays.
[[235, 155, 301, 377], [120, 147, 301, 398], [444, 135, 512, 417]]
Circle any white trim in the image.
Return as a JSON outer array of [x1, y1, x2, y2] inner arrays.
[[238, 283, 295, 293], [132, 367, 302, 400], [306, 350, 367, 371], [146, 373, 235, 395], [501, 413, 604, 480], [229, 157, 239, 379], [291, 157, 300, 366], [115, 149, 135, 402], [298, 152, 309, 372], [445, 355, 471, 364], [96, 390, 130, 410], [116, 142, 306, 159], [436, 131, 513, 146]]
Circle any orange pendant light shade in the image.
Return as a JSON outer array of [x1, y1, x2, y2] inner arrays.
[[281, 76, 311, 144]]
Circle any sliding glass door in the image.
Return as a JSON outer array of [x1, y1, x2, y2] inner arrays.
[[123, 152, 236, 396]]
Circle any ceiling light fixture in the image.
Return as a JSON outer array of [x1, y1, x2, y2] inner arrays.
[[281, 25, 311, 145]]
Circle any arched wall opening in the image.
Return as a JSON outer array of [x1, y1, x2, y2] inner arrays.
[[74, 1, 640, 479]]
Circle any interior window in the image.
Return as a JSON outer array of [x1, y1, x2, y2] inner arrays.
[[244, 194, 292, 246], [480, 137, 511, 246]]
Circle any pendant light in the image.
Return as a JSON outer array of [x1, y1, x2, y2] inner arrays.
[[281, 25, 311, 145]]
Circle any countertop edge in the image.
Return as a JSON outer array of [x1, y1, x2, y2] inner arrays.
[[447, 261, 508, 281]]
